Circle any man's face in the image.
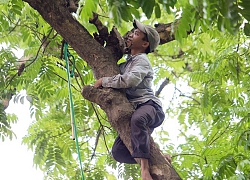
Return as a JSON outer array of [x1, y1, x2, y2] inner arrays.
[[126, 29, 149, 50]]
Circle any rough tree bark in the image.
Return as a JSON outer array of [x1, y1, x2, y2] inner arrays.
[[23, 0, 182, 179]]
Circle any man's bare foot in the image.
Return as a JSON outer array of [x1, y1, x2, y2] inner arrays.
[[141, 158, 153, 180], [141, 169, 153, 180]]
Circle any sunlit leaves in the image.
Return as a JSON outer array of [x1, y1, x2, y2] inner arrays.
[[22, 113, 79, 179], [175, 4, 194, 41], [10, 0, 24, 16], [79, 0, 98, 22], [216, 154, 237, 179], [0, 0, 9, 4], [116, 163, 140, 180], [238, 130, 250, 151], [0, 109, 17, 141], [165, 27, 250, 179], [237, 158, 250, 177]]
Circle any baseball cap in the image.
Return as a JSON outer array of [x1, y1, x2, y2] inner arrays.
[[133, 19, 160, 52]]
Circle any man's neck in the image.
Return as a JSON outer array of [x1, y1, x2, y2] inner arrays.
[[131, 49, 146, 56]]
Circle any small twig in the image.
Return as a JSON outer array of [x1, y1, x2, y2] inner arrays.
[[154, 49, 189, 97], [69, 57, 85, 88], [154, 49, 185, 59], [175, 87, 200, 105], [91, 126, 102, 160], [101, 127, 110, 153], [49, 127, 72, 138], [172, 153, 206, 162], [8, 19, 20, 34], [2, 11, 43, 39], [98, 4, 106, 14], [16, 59, 34, 63], [155, 78, 170, 97], [90, 102, 104, 160], [41, 30, 58, 54], [208, 122, 230, 146], [89, 102, 111, 159], [25, 32, 51, 69], [51, 71, 80, 92], [4, 74, 17, 90]]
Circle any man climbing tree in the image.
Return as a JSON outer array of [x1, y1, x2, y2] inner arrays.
[[94, 20, 168, 180], [17, 0, 182, 179]]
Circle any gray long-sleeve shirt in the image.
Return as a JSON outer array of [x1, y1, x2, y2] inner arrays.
[[102, 53, 162, 108]]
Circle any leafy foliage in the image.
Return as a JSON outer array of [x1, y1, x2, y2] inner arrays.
[[0, 104, 17, 141], [0, 0, 250, 179]]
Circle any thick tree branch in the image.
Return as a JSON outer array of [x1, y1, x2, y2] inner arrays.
[[155, 50, 186, 97], [24, 0, 119, 79], [89, 12, 126, 60], [155, 78, 170, 97]]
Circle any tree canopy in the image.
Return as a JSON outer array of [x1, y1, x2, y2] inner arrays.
[[1, 0, 250, 179]]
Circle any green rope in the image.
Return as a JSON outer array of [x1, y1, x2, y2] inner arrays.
[[63, 41, 85, 180]]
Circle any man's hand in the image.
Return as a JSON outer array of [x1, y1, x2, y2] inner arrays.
[[94, 78, 103, 88]]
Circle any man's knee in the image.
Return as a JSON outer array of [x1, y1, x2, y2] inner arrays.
[[131, 113, 145, 126], [131, 105, 156, 126], [112, 146, 136, 164], [111, 144, 121, 162]]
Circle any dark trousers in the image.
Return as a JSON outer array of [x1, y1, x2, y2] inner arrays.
[[111, 100, 165, 164]]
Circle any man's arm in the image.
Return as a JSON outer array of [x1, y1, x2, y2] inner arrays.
[[94, 78, 103, 88], [99, 59, 150, 89]]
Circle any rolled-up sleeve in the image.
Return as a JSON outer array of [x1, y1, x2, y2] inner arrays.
[[102, 57, 150, 89]]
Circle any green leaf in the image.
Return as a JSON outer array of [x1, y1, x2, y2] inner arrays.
[[126, 0, 140, 9], [20, 96, 24, 104], [111, 5, 121, 25], [0, 0, 9, 4], [120, 6, 133, 22], [154, 3, 161, 18], [12, 4, 22, 16], [139, 0, 155, 19], [217, 15, 224, 31], [244, 23, 250, 36]]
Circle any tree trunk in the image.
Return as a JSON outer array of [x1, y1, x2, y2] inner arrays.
[[23, 0, 182, 179]]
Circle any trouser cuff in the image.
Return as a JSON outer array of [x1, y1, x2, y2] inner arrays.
[[132, 152, 150, 159]]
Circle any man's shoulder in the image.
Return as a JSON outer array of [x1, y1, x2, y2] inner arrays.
[[133, 53, 150, 65]]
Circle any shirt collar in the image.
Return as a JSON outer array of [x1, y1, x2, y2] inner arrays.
[[126, 53, 146, 61]]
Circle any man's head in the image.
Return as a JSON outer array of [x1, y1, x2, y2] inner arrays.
[[132, 20, 160, 53]]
